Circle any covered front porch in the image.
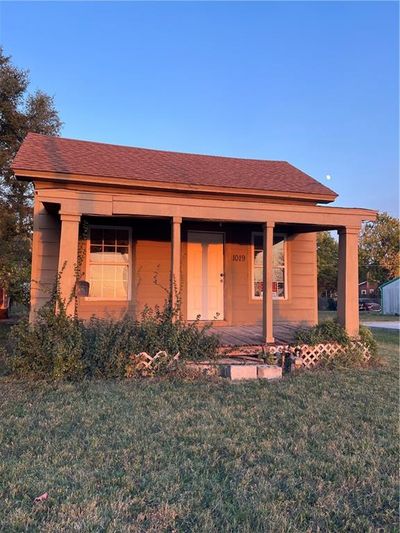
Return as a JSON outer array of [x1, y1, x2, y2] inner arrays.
[[30, 186, 375, 342]]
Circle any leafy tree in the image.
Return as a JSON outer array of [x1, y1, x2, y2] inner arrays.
[[317, 231, 338, 297], [0, 47, 62, 306], [359, 212, 400, 286]]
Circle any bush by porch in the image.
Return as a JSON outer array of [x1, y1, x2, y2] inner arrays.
[[2, 283, 380, 380]]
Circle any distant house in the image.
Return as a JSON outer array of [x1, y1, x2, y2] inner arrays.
[[380, 278, 400, 315], [358, 280, 379, 298], [11, 133, 377, 341]]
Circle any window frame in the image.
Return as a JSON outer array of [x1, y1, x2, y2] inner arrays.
[[85, 225, 132, 301], [251, 231, 288, 301]]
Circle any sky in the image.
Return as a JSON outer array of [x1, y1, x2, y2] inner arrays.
[[1, 1, 398, 215]]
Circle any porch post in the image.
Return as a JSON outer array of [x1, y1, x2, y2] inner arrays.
[[29, 196, 44, 322], [263, 221, 275, 343], [171, 216, 182, 307], [57, 212, 81, 315], [337, 226, 360, 337]]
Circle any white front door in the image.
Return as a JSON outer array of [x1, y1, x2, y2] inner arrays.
[[187, 231, 224, 320]]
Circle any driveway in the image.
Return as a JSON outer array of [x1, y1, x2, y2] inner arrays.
[[362, 321, 400, 330]]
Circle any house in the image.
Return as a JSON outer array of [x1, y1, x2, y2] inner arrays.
[[380, 278, 400, 315], [358, 280, 379, 298], [11, 133, 376, 342]]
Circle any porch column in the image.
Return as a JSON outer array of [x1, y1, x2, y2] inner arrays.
[[337, 226, 360, 337], [171, 216, 182, 306], [57, 212, 81, 315], [263, 221, 275, 343]]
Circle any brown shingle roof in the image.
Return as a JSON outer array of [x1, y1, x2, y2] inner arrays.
[[12, 133, 337, 201]]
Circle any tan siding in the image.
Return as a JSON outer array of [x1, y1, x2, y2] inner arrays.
[[30, 207, 317, 328], [134, 230, 171, 315], [29, 197, 60, 319], [227, 230, 317, 326]]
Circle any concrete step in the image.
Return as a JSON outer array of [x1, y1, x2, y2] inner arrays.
[[186, 360, 283, 381], [219, 363, 282, 381]]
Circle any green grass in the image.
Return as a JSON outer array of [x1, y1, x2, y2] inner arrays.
[[319, 310, 399, 323], [0, 327, 399, 530], [361, 313, 400, 322], [0, 320, 13, 344], [0, 321, 13, 376]]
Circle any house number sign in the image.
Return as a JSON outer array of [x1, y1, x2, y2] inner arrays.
[[232, 254, 246, 262]]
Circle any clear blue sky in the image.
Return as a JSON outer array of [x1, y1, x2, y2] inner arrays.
[[1, 1, 398, 215]]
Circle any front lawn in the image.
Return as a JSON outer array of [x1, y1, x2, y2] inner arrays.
[[319, 310, 400, 323], [0, 320, 13, 376], [0, 328, 398, 530], [360, 312, 399, 322]]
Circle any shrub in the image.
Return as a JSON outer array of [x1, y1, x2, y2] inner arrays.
[[82, 315, 139, 378], [359, 325, 379, 360], [7, 304, 85, 380], [293, 320, 379, 369], [136, 300, 220, 361], [5, 289, 220, 380], [318, 329, 379, 370], [318, 347, 365, 370], [82, 299, 219, 378], [294, 320, 350, 346]]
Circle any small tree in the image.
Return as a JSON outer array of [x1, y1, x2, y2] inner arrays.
[[359, 212, 400, 285], [0, 47, 62, 306], [317, 231, 338, 298]]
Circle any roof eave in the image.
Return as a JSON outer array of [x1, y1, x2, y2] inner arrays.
[[12, 167, 338, 204], [379, 277, 400, 289]]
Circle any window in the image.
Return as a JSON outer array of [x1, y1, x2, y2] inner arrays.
[[252, 232, 286, 300], [87, 227, 130, 300]]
